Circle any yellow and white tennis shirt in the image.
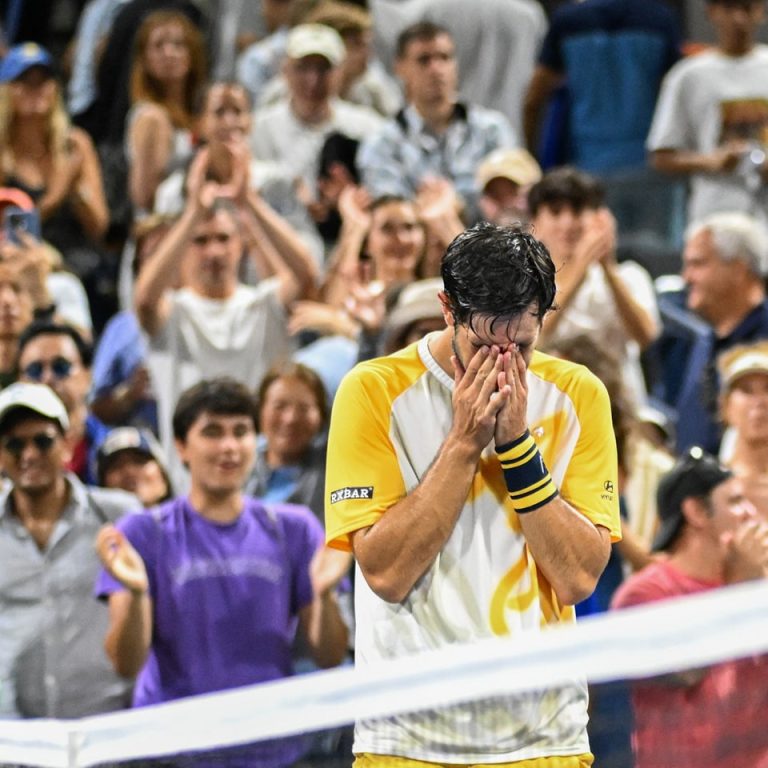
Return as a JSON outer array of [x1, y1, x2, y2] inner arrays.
[[326, 333, 620, 763]]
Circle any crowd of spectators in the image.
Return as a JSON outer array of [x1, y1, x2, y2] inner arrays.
[[0, 1, 768, 767]]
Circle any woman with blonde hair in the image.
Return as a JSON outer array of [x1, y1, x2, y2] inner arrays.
[[0, 43, 109, 250], [126, 9, 207, 214]]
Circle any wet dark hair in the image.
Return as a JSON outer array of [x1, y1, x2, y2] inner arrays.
[[396, 21, 452, 58], [440, 222, 557, 332], [527, 166, 604, 217], [17, 320, 93, 368], [173, 377, 259, 441]]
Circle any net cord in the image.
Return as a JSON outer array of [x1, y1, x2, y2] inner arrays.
[[1, 579, 767, 767]]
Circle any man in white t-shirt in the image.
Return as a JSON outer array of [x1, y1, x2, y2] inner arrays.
[[648, 0, 768, 227], [134, 149, 318, 490], [249, 23, 383, 196]]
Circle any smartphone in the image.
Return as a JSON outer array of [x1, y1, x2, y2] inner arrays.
[[3, 206, 41, 246]]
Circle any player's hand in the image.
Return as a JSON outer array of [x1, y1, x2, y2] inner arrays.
[[449, 344, 508, 454], [95, 525, 149, 596], [494, 345, 529, 446]]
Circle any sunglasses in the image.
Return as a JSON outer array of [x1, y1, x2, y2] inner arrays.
[[2, 432, 57, 459], [22, 356, 74, 381]]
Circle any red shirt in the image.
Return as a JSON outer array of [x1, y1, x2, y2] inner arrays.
[[611, 561, 768, 768]]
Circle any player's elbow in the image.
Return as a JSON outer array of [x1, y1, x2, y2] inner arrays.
[[363, 569, 413, 604], [352, 531, 418, 603], [553, 555, 610, 606], [553, 573, 599, 607]]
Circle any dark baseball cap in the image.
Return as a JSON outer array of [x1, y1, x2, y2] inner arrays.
[[652, 447, 733, 552]]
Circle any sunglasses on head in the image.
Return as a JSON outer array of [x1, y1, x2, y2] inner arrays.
[[2, 432, 57, 458], [22, 356, 74, 381]]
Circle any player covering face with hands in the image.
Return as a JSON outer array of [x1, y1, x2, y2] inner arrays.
[[325, 222, 619, 767]]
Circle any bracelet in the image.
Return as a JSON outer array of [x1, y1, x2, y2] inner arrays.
[[495, 430, 559, 514]]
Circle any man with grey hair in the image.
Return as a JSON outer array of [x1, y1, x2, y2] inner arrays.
[[674, 211, 768, 453]]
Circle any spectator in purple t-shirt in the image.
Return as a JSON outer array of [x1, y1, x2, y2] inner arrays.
[[95, 377, 348, 767]]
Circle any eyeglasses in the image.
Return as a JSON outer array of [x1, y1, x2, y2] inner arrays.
[[22, 357, 75, 381], [2, 432, 57, 458]]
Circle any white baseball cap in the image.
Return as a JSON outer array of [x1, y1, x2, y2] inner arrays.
[[0, 382, 69, 434], [718, 341, 768, 392], [286, 24, 346, 65]]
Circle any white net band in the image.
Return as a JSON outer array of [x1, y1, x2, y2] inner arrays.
[[2, 579, 768, 767]]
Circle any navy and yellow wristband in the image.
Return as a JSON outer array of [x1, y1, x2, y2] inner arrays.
[[495, 430, 559, 514]]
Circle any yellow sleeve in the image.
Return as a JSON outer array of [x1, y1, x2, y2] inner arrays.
[[325, 362, 408, 551], [560, 369, 622, 541]]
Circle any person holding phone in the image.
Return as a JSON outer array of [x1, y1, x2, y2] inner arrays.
[[0, 188, 94, 339]]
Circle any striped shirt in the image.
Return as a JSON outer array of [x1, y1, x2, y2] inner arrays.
[[357, 103, 516, 221]]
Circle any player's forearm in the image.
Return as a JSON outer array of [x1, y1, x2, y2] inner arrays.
[[105, 591, 153, 679], [519, 498, 611, 605], [352, 435, 480, 604], [495, 433, 611, 604]]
